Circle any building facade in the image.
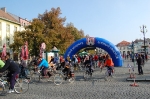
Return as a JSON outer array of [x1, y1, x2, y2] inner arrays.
[[116, 40, 131, 56], [0, 7, 30, 59], [117, 39, 150, 57]]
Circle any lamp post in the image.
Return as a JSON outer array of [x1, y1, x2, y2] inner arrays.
[[131, 41, 135, 62], [140, 25, 148, 56]]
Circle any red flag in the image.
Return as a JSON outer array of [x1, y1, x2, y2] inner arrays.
[[20, 46, 24, 59], [1, 43, 6, 58], [20, 41, 28, 60], [24, 41, 28, 60]]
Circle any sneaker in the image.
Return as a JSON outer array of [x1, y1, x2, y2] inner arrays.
[[8, 89, 14, 93], [11, 89, 15, 93]]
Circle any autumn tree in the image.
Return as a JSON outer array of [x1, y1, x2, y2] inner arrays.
[[10, 7, 85, 56]]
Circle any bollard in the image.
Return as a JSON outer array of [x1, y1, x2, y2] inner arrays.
[[127, 63, 134, 78], [130, 76, 139, 87], [130, 67, 139, 87]]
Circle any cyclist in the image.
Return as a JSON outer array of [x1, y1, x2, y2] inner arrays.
[[38, 56, 49, 77], [19, 57, 27, 78], [0, 53, 20, 93], [62, 61, 72, 80], [84, 55, 93, 73], [104, 55, 114, 76]]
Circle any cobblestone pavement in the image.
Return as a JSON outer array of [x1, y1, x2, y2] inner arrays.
[[1, 60, 150, 99]]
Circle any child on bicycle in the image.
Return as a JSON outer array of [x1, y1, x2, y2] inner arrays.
[[104, 55, 114, 76]]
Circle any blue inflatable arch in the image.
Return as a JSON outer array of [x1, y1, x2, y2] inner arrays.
[[64, 37, 123, 67]]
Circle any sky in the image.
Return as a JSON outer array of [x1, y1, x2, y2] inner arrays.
[[1, 0, 150, 45]]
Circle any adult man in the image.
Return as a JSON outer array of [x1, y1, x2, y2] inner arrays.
[[0, 54, 20, 93], [136, 54, 143, 75]]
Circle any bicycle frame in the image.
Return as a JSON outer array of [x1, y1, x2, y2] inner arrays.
[[0, 74, 29, 94]]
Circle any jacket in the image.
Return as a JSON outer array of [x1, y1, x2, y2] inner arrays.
[[38, 59, 49, 68], [0, 59, 20, 73], [105, 58, 114, 67]]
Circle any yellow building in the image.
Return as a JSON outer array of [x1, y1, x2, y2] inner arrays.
[[0, 7, 30, 59]]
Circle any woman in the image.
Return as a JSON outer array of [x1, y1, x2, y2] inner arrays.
[[104, 55, 114, 76]]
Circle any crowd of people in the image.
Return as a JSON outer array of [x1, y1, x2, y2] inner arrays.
[[0, 52, 115, 94]]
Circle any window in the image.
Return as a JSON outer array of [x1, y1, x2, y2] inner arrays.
[[6, 24, 10, 32], [6, 24, 10, 46], [14, 26, 17, 32], [0, 22, 1, 30], [0, 31, 1, 46], [124, 47, 125, 50]]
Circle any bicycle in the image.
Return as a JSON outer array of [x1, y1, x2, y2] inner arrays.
[[99, 60, 105, 72], [53, 66, 75, 86], [83, 64, 93, 80], [0, 71, 29, 95], [104, 66, 114, 81], [73, 62, 83, 72], [30, 66, 56, 83]]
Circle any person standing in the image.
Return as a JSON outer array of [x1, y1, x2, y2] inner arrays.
[[136, 54, 143, 75]]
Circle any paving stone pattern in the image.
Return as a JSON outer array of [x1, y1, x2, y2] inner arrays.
[[1, 60, 150, 99]]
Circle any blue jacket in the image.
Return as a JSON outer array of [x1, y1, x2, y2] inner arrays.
[[38, 59, 49, 68]]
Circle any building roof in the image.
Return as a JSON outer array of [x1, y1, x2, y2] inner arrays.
[[116, 40, 130, 47], [0, 8, 19, 23], [134, 39, 143, 43]]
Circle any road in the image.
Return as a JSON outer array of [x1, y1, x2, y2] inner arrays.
[[1, 60, 150, 99]]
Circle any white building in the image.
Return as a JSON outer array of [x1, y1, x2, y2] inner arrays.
[[116, 40, 131, 55]]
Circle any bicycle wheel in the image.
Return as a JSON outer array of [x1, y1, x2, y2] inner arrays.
[[53, 74, 63, 86], [30, 70, 40, 83], [68, 77, 75, 83], [83, 71, 91, 80], [14, 78, 29, 94], [0, 82, 5, 95]]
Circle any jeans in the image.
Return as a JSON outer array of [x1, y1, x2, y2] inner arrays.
[[7, 72, 19, 90], [41, 67, 48, 76], [107, 66, 113, 76]]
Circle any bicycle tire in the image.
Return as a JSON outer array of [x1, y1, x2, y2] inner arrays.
[[29, 70, 40, 83], [83, 71, 91, 80], [68, 77, 75, 83], [14, 78, 29, 94], [53, 74, 63, 86], [0, 82, 5, 94]]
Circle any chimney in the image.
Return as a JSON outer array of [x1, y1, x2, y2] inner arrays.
[[1, 7, 6, 12]]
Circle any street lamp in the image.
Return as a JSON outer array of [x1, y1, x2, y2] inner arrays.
[[140, 25, 148, 56], [131, 41, 135, 62]]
